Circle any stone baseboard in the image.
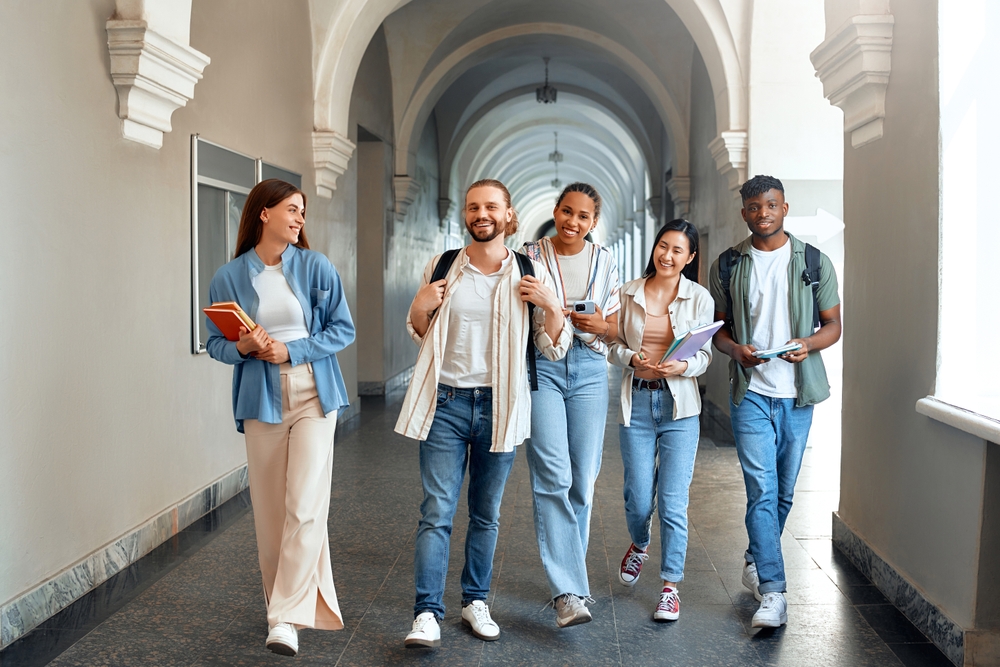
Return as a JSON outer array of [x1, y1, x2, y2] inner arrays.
[[832, 512, 965, 666], [0, 465, 249, 649], [358, 366, 414, 397]]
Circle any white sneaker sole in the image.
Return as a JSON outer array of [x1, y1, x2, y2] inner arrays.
[[462, 617, 500, 641], [404, 635, 440, 648], [751, 613, 787, 628], [265, 640, 297, 656], [618, 572, 640, 587], [556, 611, 592, 628], [653, 611, 679, 622]]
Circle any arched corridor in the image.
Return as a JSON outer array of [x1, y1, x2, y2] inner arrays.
[[2, 0, 998, 665]]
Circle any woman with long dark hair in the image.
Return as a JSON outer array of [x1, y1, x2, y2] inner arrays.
[[607, 219, 714, 622], [206, 179, 355, 656], [520, 182, 621, 627]]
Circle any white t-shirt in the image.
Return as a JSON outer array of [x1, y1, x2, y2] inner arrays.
[[747, 241, 797, 398], [252, 263, 310, 344], [438, 250, 513, 388], [557, 244, 592, 303]]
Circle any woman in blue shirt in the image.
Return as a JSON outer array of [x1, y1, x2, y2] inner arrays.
[[206, 179, 355, 657]]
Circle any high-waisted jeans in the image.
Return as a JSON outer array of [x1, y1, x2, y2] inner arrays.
[[527, 339, 609, 599], [413, 385, 516, 620], [619, 387, 700, 582]]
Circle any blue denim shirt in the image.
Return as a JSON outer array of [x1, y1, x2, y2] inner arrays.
[[206, 245, 356, 432]]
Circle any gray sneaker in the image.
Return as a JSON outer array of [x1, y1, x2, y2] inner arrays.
[[554, 594, 592, 628]]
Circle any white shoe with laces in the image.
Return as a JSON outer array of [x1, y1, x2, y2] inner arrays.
[[742, 560, 763, 601], [752, 592, 788, 628], [404, 612, 440, 648], [265, 622, 298, 656], [461, 600, 500, 641], [554, 594, 593, 628]]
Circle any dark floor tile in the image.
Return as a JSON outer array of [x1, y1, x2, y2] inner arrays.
[[0, 627, 91, 667], [840, 585, 889, 605], [855, 605, 931, 644], [887, 641, 956, 667]]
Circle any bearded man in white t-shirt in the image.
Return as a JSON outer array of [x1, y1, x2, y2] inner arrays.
[[396, 179, 572, 649], [709, 175, 842, 630]]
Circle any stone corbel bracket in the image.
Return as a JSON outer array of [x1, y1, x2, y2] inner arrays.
[[313, 131, 355, 198], [708, 132, 748, 191], [811, 15, 894, 149], [394, 176, 421, 220], [665, 176, 691, 217], [438, 198, 456, 229], [106, 20, 209, 149]]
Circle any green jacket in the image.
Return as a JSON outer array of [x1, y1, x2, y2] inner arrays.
[[708, 232, 840, 408]]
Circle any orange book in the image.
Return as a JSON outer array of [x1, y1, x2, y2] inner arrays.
[[203, 302, 256, 341]]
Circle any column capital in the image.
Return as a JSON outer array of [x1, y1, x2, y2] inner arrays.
[[106, 20, 209, 148], [312, 131, 355, 198], [811, 14, 894, 148], [708, 132, 748, 191]]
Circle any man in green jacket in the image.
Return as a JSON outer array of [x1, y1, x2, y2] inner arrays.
[[709, 175, 842, 629]]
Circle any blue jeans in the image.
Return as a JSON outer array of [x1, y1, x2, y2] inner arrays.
[[413, 385, 516, 620], [730, 389, 814, 594], [619, 387, 700, 582], [526, 339, 608, 599]]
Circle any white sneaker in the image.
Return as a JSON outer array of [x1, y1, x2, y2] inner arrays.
[[752, 592, 788, 628], [265, 622, 298, 656], [404, 612, 440, 648], [742, 561, 763, 601], [554, 594, 592, 628], [461, 600, 500, 641]]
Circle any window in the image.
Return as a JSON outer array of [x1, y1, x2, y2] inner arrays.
[[918, 1, 1000, 441], [190, 136, 302, 353]]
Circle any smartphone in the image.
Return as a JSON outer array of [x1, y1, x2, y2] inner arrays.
[[573, 300, 596, 315]]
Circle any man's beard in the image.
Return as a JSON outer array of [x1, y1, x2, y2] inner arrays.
[[466, 219, 503, 243]]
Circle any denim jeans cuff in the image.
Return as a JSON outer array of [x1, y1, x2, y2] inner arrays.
[[461, 597, 486, 608], [744, 551, 754, 564], [660, 571, 684, 583], [757, 581, 786, 595], [415, 608, 444, 621]]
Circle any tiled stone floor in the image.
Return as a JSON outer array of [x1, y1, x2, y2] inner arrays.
[[2, 378, 955, 666]]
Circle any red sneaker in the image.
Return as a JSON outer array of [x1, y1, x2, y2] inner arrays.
[[618, 544, 648, 587], [654, 586, 680, 621]]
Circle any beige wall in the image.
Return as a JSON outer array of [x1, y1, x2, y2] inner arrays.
[[0, 0, 346, 607], [836, 0, 988, 629]]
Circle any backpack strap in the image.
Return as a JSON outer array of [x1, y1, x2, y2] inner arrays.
[[514, 253, 539, 392], [430, 248, 461, 284], [718, 247, 742, 332], [802, 243, 822, 330]]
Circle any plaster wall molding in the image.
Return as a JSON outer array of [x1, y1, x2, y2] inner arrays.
[[810, 14, 894, 148], [393, 176, 421, 220], [665, 177, 691, 217], [106, 20, 210, 149], [312, 131, 356, 198], [708, 131, 748, 191], [438, 198, 456, 227]]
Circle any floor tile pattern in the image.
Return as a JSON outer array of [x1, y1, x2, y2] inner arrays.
[[2, 376, 955, 667]]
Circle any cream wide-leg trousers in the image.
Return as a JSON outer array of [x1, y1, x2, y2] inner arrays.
[[243, 361, 343, 631]]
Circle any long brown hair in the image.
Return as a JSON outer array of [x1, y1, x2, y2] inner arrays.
[[233, 179, 309, 258], [466, 178, 519, 236]]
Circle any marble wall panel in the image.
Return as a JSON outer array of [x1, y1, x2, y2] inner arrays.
[[833, 512, 965, 666]]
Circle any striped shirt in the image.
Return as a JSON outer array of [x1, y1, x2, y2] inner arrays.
[[394, 248, 573, 452], [521, 237, 622, 355]]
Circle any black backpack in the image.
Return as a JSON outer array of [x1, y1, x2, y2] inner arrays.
[[719, 243, 822, 332], [430, 249, 539, 391]]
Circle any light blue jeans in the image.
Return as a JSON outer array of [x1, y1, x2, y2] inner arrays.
[[413, 385, 516, 620], [527, 339, 609, 599], [619, 386, 701, 582], [730, 389, 814, 594]]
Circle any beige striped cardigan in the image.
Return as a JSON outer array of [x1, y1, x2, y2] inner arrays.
[[394, 248, 572, 452]]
